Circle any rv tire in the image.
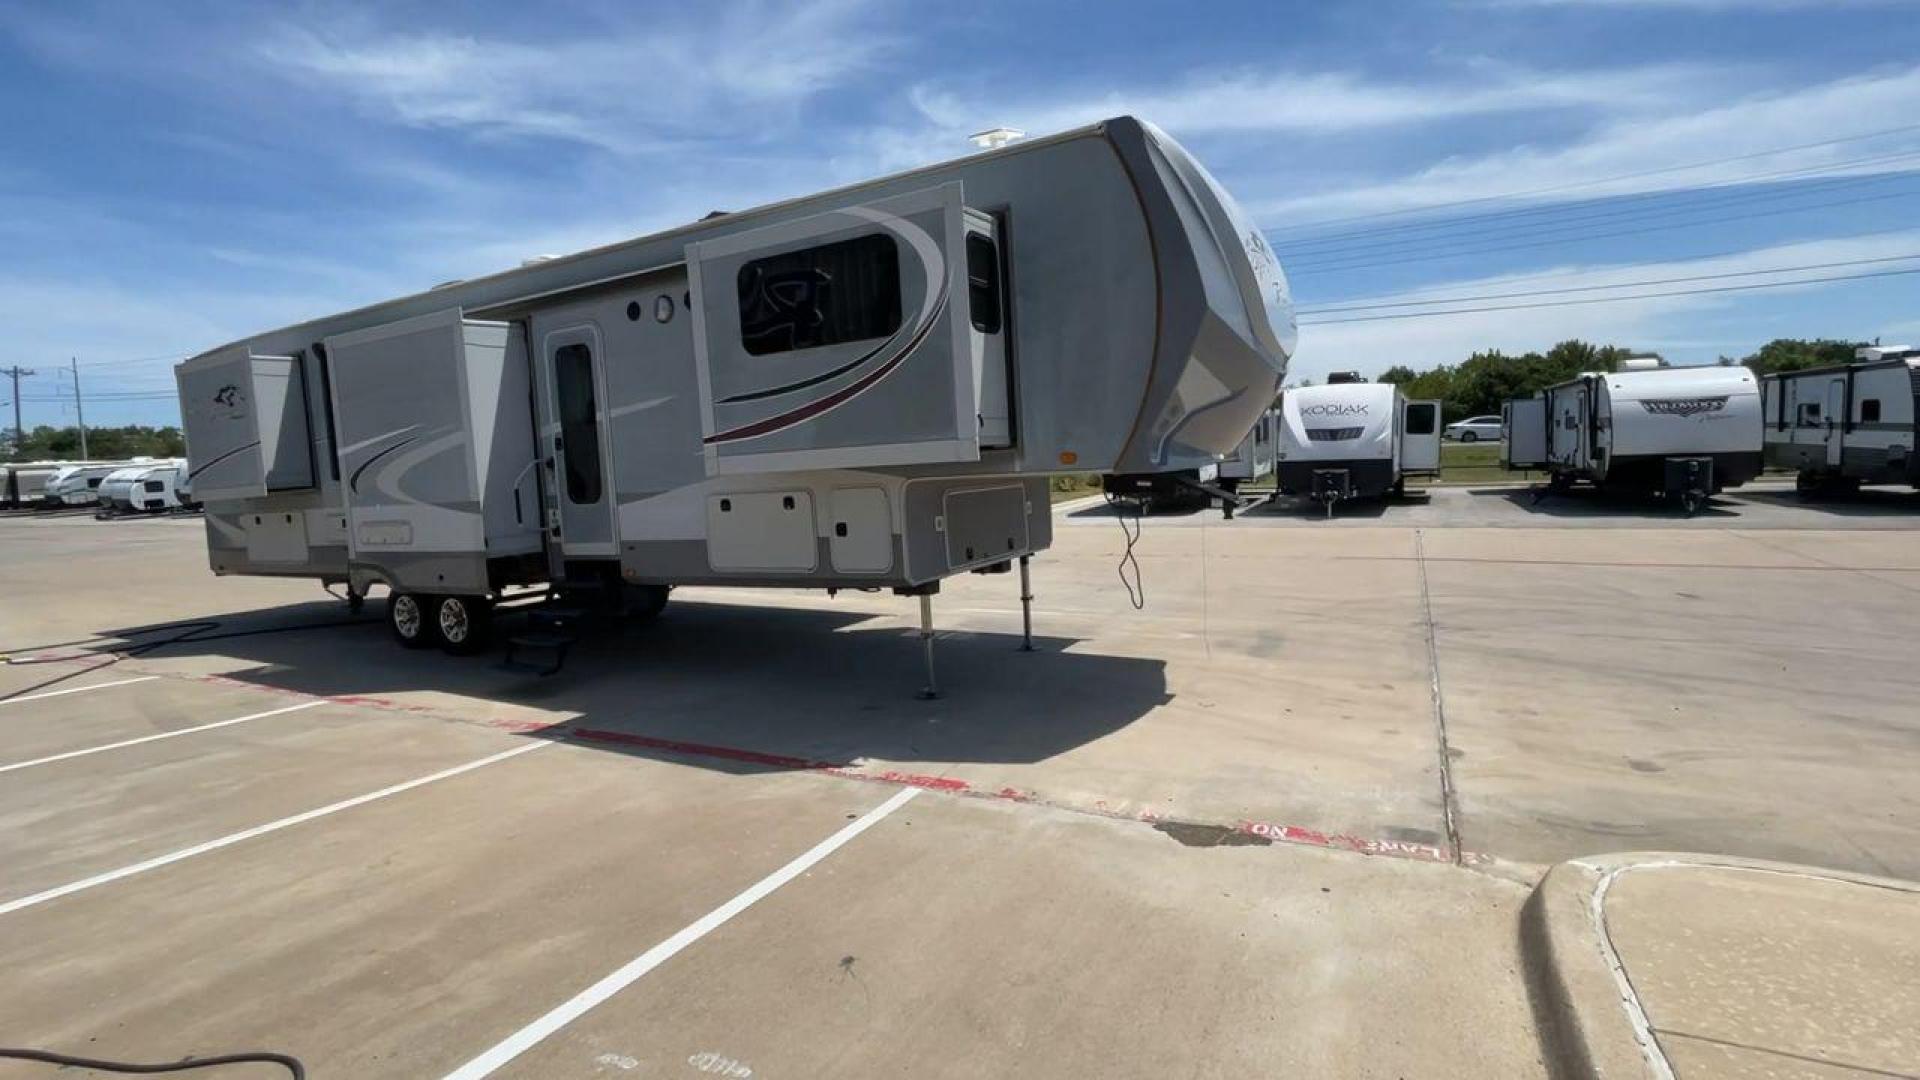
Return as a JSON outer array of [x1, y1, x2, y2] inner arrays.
[[436, 595, 494, 655], [626, 584, 671, 622], [388, 593, 440, 650]]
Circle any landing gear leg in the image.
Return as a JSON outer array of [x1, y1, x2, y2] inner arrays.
[[917, 592, 941, 700], [346, 586, 366, 614], [1018, 555, 1035, 652]]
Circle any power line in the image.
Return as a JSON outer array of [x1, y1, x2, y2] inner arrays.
[[1267, 120, 1920, 235], [1295, 252, 1920, 315], [1297, 266, 1920, 325], [1271, 151, 1920, 257], [1284, 186, 1920, 275]]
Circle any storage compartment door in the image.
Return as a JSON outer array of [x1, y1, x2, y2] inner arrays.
[[1401, 400, 1441, 471], [176, 345, 314, 502], [687, 182, 978, 476], [1503, 398, 1547, 467]]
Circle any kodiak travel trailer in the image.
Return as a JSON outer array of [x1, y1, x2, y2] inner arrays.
[[1761, 345, 1920, 496], [1273, 375, 1441, 515], [1100, 407, 1276, 511], [174, 117, 1295, 689], [1503, 359, 1763, 513]]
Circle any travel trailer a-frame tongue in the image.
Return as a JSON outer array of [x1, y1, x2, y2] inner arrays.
[[175, 116, 1295, 689]]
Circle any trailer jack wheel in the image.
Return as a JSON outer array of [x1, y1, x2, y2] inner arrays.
[[436, 595, 494, 655], [1680, 491, 1705, 517], [388, 593, 439, 649]]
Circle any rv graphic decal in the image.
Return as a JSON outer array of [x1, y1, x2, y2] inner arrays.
[[212, 384, 241, 409], [1300, 403, 1368, 416], [1640, 396, 1729, 417], [707, 205, 949, 446]]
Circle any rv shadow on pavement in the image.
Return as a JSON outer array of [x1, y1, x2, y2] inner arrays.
[[1737, 487, 1920, 516], [1247, 495, 1394, 519], [83, 597, 1172, 776], [1488, 487, 1739, 519]]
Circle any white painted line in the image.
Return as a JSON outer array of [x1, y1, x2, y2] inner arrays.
[[0, 741, 551, 916], [0, 700, 326, 775], [0, 676, 160, 708], [442, 786, 922, 1080]]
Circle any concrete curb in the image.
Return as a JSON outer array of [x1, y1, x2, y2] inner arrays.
[[1521, 852, 1920, 1080]]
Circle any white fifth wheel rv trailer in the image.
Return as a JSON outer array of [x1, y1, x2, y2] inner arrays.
[[1273, 375, 1441, 515], [1503, 361, 1763, 513], [45, 463, 126, 506], [1101, 407, 1276, 511], [174, 117, 1295, 686], [1761, 345, 1920, 495]]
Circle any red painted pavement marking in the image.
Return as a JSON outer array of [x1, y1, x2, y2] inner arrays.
[[44, 662, 1462, 866]]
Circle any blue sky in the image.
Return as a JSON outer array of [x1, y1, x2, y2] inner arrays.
[[4, 0, 1920, 425]]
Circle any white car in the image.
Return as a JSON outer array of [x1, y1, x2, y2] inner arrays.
[[1444, 415, 1502, 442]]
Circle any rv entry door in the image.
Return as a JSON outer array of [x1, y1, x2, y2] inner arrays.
[[1825, 377, 1847, 468], [1401, 400, 1441, 473], [535, 325, 618, 562]]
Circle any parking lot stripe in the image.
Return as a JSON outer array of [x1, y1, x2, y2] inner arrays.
[[0, 740, 551, 917], [0, 675, 160, 707], [0, 700, 326, 774], [441, 786, 922, 1080]]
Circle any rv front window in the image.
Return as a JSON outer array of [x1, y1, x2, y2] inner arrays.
[[1862, 399, 1881, 423], [966, 233, 1002, 334], [143, 480, 164, 493], [737, 233, 902, 356], [553, 343, 603, 505]]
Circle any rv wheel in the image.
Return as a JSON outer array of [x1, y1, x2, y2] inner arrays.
[[436, 595, 494, 655], [388, 593, 439, 649], [626, 584, 671, 622]]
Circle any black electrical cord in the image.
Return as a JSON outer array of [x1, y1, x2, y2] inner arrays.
[[0, 1047, 305, 1077], [0, 613, 379, 703], [1105, 493, 1147, 611]]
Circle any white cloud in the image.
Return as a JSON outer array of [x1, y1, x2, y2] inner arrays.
[[1289, 229, 1920, 377], [851, 59, 1732, 174], [255, 0, 890, 153], [1256, 65, 1920, 224]]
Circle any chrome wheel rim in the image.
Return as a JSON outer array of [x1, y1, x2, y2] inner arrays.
[[439, 598, 468, 643], [393, 595, 422, 639]]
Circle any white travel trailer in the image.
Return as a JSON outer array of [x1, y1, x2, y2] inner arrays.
[[132, 463, 192, 512], [1274, 376, 1441, 514], [3, 463, 63, 507], [1220, 409, 1278, 490], [97, 461, 190, 513], [1504, 362, 1763, 512], [45, 463, 125, 506], [1101, 407, 1276, 510], [98, 463, 164, 513], [1762, 345, 1920, 495], [173, 117, 1294, 684]]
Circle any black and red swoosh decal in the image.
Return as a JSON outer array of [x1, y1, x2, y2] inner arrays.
[[705, 290, 948, 446]]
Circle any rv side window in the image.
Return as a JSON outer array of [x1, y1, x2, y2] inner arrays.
[[143, 479, 165, 493], [1405, 403, 1437, 435], [553, 343, 603, 504], [1797, 402, 1822, 427], [736, 233, 902, 356], [965, 233, 1002, 334], [1861, 398, 1881, 423]]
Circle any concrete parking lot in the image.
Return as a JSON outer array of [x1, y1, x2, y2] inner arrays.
[[3, 488, 1917, 1077]]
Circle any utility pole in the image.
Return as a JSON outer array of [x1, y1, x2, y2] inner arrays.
[[70, 358, 88, 459], [2, 364, 34, 459]]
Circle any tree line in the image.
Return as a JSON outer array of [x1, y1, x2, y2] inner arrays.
[[1309, 337, 1874, 423], [2, 424, 185, 462]]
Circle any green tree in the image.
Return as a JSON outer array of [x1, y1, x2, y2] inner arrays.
[[1378, 365, 1417, 386], [1741, 339, 1861, 376]]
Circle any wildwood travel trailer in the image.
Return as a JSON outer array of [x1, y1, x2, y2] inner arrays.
[[1504, 361, 1763, 513], [174, 117, 1295, 689], [1273, 376, 1441, 515], [1762, 345, 1920, 495]]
